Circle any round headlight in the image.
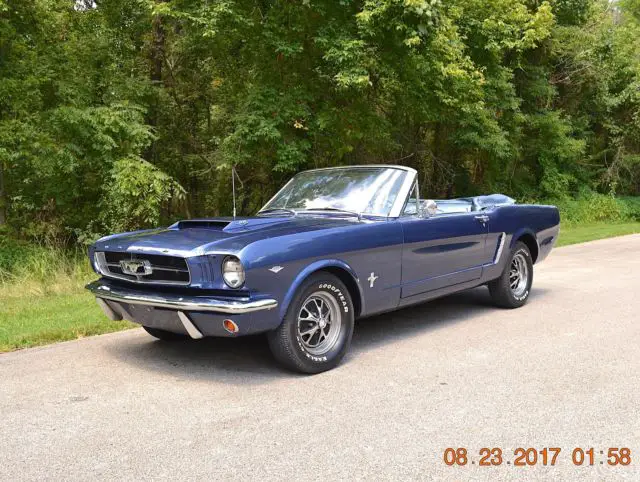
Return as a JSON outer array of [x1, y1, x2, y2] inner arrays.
[[222, 256, 245, 288]]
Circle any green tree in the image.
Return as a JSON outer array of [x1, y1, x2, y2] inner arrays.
[[0, 0, 639, 245]]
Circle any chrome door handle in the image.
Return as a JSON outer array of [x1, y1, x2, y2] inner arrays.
[[474, 215, 489, 223]]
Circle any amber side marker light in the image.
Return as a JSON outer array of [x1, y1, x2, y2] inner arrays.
[[223, 319, 239, 334]]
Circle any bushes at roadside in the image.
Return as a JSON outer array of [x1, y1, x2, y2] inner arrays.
[[620, 197, 640, 222], [0, 234, 93, 296], [0, 235, 37, 277], [543, 192, 640, 226]]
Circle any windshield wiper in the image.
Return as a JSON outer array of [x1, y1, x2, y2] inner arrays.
[[301, 207, 361, 218], [256, 208, 297, 217]]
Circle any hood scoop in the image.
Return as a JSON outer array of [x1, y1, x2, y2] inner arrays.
[[168, 216, 340, 235], [174, 220, 231, 230]]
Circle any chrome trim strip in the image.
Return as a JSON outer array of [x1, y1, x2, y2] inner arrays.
[[388, 168, 417, 218], [302, 164, 416, 173], [104, 263, 189, 273], [178, 311, 204, 339], [94, 251, 108, 274], [260, 176, 296, 214], [493, 232, 506, 264], [415, 177, 422, 217], [86, 280, 278, 314]]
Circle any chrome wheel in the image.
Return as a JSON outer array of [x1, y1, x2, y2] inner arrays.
[[510, 252, 529, 297], [297, 291, 342, 356]]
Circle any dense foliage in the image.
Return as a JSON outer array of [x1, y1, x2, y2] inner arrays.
[[1, 0, 639, 244]]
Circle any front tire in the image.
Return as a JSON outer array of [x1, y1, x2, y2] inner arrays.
[[267, 273, 355, 374], [488, 241, 533, 308], [143, 326, 189, 341]]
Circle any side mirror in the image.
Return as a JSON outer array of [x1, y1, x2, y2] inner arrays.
[[421, 199, 438, 217]]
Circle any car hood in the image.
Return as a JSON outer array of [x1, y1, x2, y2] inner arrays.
[[93, 216, 362, 257]]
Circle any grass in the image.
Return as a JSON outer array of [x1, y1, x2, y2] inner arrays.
[[0, 293, 133, 352], [1, 218, 639, 353], [556, 222, 640, 247], [0, 243, 135, 353]]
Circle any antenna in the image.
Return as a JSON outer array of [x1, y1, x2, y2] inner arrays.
[[232, 165, 236, 220], [231, 165, 244, 220]]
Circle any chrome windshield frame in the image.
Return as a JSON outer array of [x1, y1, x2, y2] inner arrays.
[[259, 165, 417, 219]]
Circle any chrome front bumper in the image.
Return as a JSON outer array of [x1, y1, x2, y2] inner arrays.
[[86, 279, 279, 339], [85, 279, 278, 314]]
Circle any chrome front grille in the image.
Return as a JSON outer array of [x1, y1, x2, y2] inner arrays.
[[94, 251, 191, 285]]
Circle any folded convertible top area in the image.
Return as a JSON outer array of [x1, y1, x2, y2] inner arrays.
[[435, 194, 516, 214]]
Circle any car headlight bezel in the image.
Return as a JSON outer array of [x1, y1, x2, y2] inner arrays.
[[222, 256, 245, 289]]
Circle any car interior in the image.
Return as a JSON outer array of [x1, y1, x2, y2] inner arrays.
[[403, 194, 516, 216]]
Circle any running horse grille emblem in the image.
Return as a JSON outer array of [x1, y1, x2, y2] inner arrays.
[[119, 259, 153, 277]]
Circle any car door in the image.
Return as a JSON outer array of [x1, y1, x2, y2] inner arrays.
[[399, 210, 492, 298]]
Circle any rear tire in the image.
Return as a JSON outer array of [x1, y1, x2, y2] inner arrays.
[[488, 241, 533, 308], [143, 326, 189, 341], [267, 273, 354, 374]]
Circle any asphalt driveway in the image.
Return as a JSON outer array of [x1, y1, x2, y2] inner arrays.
[[1, 235, 639, 480]]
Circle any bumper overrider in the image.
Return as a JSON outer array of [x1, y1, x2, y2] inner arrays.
[[86, 279, 279, 338]]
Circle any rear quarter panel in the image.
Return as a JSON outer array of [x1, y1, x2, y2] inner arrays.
[[481, 204, 560, 282]]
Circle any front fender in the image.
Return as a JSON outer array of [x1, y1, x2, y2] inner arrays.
[[279, 259, 364, 321]]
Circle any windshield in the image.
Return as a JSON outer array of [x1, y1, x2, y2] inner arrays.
[[261, 167, 409, 217]]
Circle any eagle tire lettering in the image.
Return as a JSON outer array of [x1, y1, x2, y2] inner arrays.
[[295, 332, 327, 362], [267, 272, 355, 373]]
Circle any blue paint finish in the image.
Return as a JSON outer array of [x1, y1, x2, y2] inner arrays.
[[88, 201, 560, 336], [510, 227, 538, 250], [399, 212, 491, 297], [278, 258, 363, 320], [237, 219, 404, 319], [490, 204, 560, 263]]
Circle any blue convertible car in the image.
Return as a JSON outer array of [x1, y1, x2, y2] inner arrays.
[[87, 165, 559, 373]]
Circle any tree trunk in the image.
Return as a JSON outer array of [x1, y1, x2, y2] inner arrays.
[[150, 10, 165, 85], [145, 2, 167, 164]]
